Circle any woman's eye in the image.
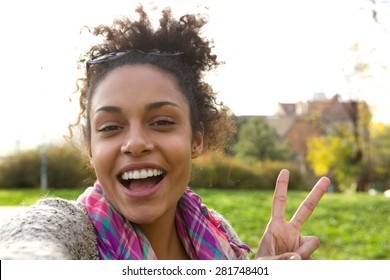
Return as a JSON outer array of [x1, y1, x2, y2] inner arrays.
[[97, 125, 122, 132], [151, 118, 175, 126]]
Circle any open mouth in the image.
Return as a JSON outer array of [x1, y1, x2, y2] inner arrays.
[[118, 169, 165, 191]]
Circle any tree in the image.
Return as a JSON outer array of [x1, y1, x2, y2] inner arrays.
[[306, 133, 362, 192], [306, 119, 390, 192], [368, 0, 390, 35], [370, 123, 390, 188], [233, 116, 293, 162]]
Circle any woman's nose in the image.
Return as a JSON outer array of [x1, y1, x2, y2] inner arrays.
[[120, 125, 153, 157]]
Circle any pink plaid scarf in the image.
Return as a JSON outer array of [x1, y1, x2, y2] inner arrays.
[[77, 182, 251, 259]]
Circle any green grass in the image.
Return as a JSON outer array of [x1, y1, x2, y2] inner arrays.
[[0, 188, 85, 206], [195, 189, 390, 260], [0, 188, 389, 259]]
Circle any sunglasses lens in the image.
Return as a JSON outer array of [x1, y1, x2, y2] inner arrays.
[[88, 51, 129, 65], [87, 50, 184, 67]]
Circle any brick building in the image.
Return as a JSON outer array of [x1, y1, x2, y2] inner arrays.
[[265, 94, 370, 177]]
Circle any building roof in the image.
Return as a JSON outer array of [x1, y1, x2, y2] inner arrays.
[[265, 116, 297, 138]]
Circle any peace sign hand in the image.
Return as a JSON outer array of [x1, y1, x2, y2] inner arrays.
[[255, 169, 330, 260]]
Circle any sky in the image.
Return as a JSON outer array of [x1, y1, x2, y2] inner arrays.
[[1, 0, 390, 156]]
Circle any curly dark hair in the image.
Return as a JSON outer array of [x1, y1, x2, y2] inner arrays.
[[70, 5, 235, 153]]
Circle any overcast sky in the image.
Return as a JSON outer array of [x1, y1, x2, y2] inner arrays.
[[1, 0, 390, 155]]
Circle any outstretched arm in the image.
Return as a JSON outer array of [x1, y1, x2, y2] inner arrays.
[[255, 169, 330, 260], [0, 198, 98, 259]]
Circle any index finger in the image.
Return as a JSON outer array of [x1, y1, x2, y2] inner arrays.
[[290, 176, 330, 229], [271, 169, 290, 220]]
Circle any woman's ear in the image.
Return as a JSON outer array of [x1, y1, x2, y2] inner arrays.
[[191, 123, 204, 159]]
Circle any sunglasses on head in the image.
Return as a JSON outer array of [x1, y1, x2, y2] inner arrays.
[[86, 49, 184, 69]]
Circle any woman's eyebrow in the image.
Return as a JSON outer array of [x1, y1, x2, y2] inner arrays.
[[145, 101, 182, 111], [93, 102, 181, 115], [94, 106, 122, 114]]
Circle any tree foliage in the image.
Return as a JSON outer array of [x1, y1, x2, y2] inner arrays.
[[307, 121, 390, 192], [306, 134, 362, 192], [233, 116, 293, 162], [370, 123, 390, 186]]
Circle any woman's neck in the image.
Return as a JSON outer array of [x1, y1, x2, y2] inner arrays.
[[139, 210, 190, 260]]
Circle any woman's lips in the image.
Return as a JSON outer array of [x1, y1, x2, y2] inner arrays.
[[119, 173, 165, 199], [117, 163, 166, 198]]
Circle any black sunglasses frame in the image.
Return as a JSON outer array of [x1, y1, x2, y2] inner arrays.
[[86, 49, 184, 68]]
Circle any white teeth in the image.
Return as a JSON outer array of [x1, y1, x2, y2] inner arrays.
[[121, 169, 163, 181], [133, 170, 140, 179], [140, 170, 147, 179]]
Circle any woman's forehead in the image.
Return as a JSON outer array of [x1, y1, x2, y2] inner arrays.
[[90, 64, 189, 112]]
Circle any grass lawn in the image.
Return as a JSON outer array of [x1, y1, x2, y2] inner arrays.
[[0, 188, 84, 206], [0, 187, 389, 259], [195, 189, 390, 260]]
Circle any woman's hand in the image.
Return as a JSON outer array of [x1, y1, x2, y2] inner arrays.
[[255, 169, 330, 260]]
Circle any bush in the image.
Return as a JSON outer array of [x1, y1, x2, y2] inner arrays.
[[190, 152, 307, 190], [45, 145, 95, 189], [0, 144, 95, 189], [0, 150, 40, 189], [190, 152, 263, 189], [254, 160, 308, 190], [0, 147, 306, 191]]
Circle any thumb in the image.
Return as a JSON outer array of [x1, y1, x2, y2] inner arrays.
[[256, 253, 302, 260], [283, 253, 302, 260]]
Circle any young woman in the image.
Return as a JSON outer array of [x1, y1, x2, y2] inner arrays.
[[0, 6, 330, 260]]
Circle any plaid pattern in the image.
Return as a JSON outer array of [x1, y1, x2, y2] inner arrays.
[[78, 182, 251, 260]]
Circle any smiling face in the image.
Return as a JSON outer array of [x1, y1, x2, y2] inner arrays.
[[88, 64, 203, 226]]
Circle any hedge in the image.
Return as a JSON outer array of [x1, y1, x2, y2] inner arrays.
[[0, 147, 306, 190], [190, 152, 307, 190]]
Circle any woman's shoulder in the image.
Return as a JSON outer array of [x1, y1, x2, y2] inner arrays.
[[0, 197, 99, 259]]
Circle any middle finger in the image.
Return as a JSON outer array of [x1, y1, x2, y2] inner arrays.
[[290, 176, 330, 229]]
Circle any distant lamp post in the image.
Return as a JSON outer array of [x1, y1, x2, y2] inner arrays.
[[40, 137, 48, 190], [15, 140, 21, 153], [39, 65, 48, 190]]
